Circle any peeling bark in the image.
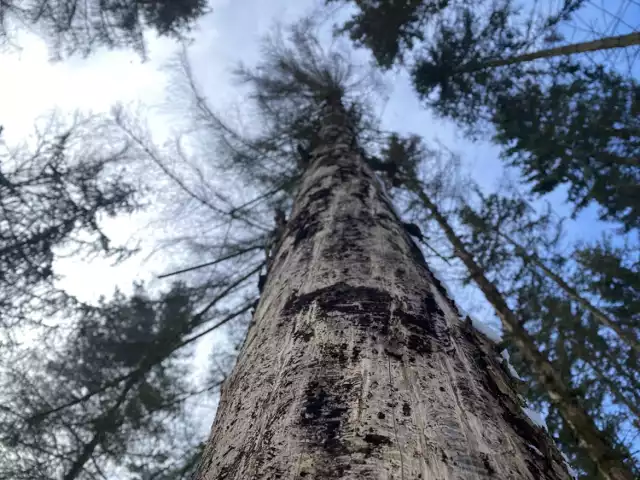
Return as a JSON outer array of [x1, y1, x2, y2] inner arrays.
[[194, 99, 572, 479]]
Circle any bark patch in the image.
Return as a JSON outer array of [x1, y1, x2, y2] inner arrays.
[[289, 187, 331, 248], [283, 283, 444, 355], [282, 282, 393, 328], [351, 346, 361, 362], [302, 381, 348, 453], [294, 325, 315, 342], [363, 433, 392, 446]]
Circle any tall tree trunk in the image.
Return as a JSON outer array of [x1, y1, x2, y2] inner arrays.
[[464, 32, 640, 73], [410, 186, 635, 480], [499, 231, 640, 355], [193, 98, 572, 479]]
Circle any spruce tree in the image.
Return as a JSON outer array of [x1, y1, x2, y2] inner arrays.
[[0, 114, 137, 345]]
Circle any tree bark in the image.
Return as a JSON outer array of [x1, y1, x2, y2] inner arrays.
[[193, 99, 572, 479], [410, 186, 635, 480]]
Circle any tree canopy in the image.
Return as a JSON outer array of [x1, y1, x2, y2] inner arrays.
[[0, 114, 138, 345], [0, 0, 208, 58], [331, 0, 640, 231]]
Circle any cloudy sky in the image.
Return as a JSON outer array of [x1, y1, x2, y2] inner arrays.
[[0, 0, 634, 311]]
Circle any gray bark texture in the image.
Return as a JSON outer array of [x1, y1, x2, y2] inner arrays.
[[193, 98, 572, 479]]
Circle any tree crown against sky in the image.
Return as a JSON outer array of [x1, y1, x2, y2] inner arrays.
[[0, 0, 208, 59], [330, 0, 640, 231], [0, 113, 139, 346], [452, 188, 639, 476]]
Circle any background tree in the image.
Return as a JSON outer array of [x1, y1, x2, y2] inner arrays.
[[330, 0, 640, 231], [0, 282, 219, 479], [456, 189, 639, 477], [0, 113, 138, 346], [0, 0, 208, 59], [492, 65, 639, 230], [0, 75, 272, 478]]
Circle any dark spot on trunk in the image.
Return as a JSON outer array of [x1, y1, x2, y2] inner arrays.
[[482, 453, 495, 475], [402, 402, 411, 416], [352, 181, 370, 205], [302, 381, 348, 453], [377, 211, 394, 222], [407, 236, 426, 264], [407, 333, 432, 354], [320, 343, 348, 365], [289, 187, 331, 248], [385, 347, 403, 361], [377, 412, 385, 419], [424, 293, 443, 316], [333, 163, 361, 182], [363, 433, 392, 446], [294, 326, 314, 342], [283, 282, 392, 326], [351, 346, 361, 362], [258, 273, 267, 293]]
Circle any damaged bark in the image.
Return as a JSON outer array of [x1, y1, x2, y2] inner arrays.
[[193, 98, 573, 479]]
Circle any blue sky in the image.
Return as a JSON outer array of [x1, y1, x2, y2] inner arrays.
[[1, 0, 635, 322], [0, 0, 635, 330]]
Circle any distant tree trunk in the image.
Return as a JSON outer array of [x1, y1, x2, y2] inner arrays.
[[499, 230, 640, 355], [465, 32, 640, 73], [410, 187, 635, 480], [193, 96, 572, 479], [62, 374, 138, 480]]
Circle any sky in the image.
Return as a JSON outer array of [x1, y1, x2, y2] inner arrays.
[[1, 0, 634, 322], [1, 0, 635, 324], [0, 0, 460, 302]]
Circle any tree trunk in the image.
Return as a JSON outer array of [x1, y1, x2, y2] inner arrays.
[[465, 32, 640, 73], [193, 98, 572, 479], [410, 186, 635, 480], [62, 373, 139, 480]]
